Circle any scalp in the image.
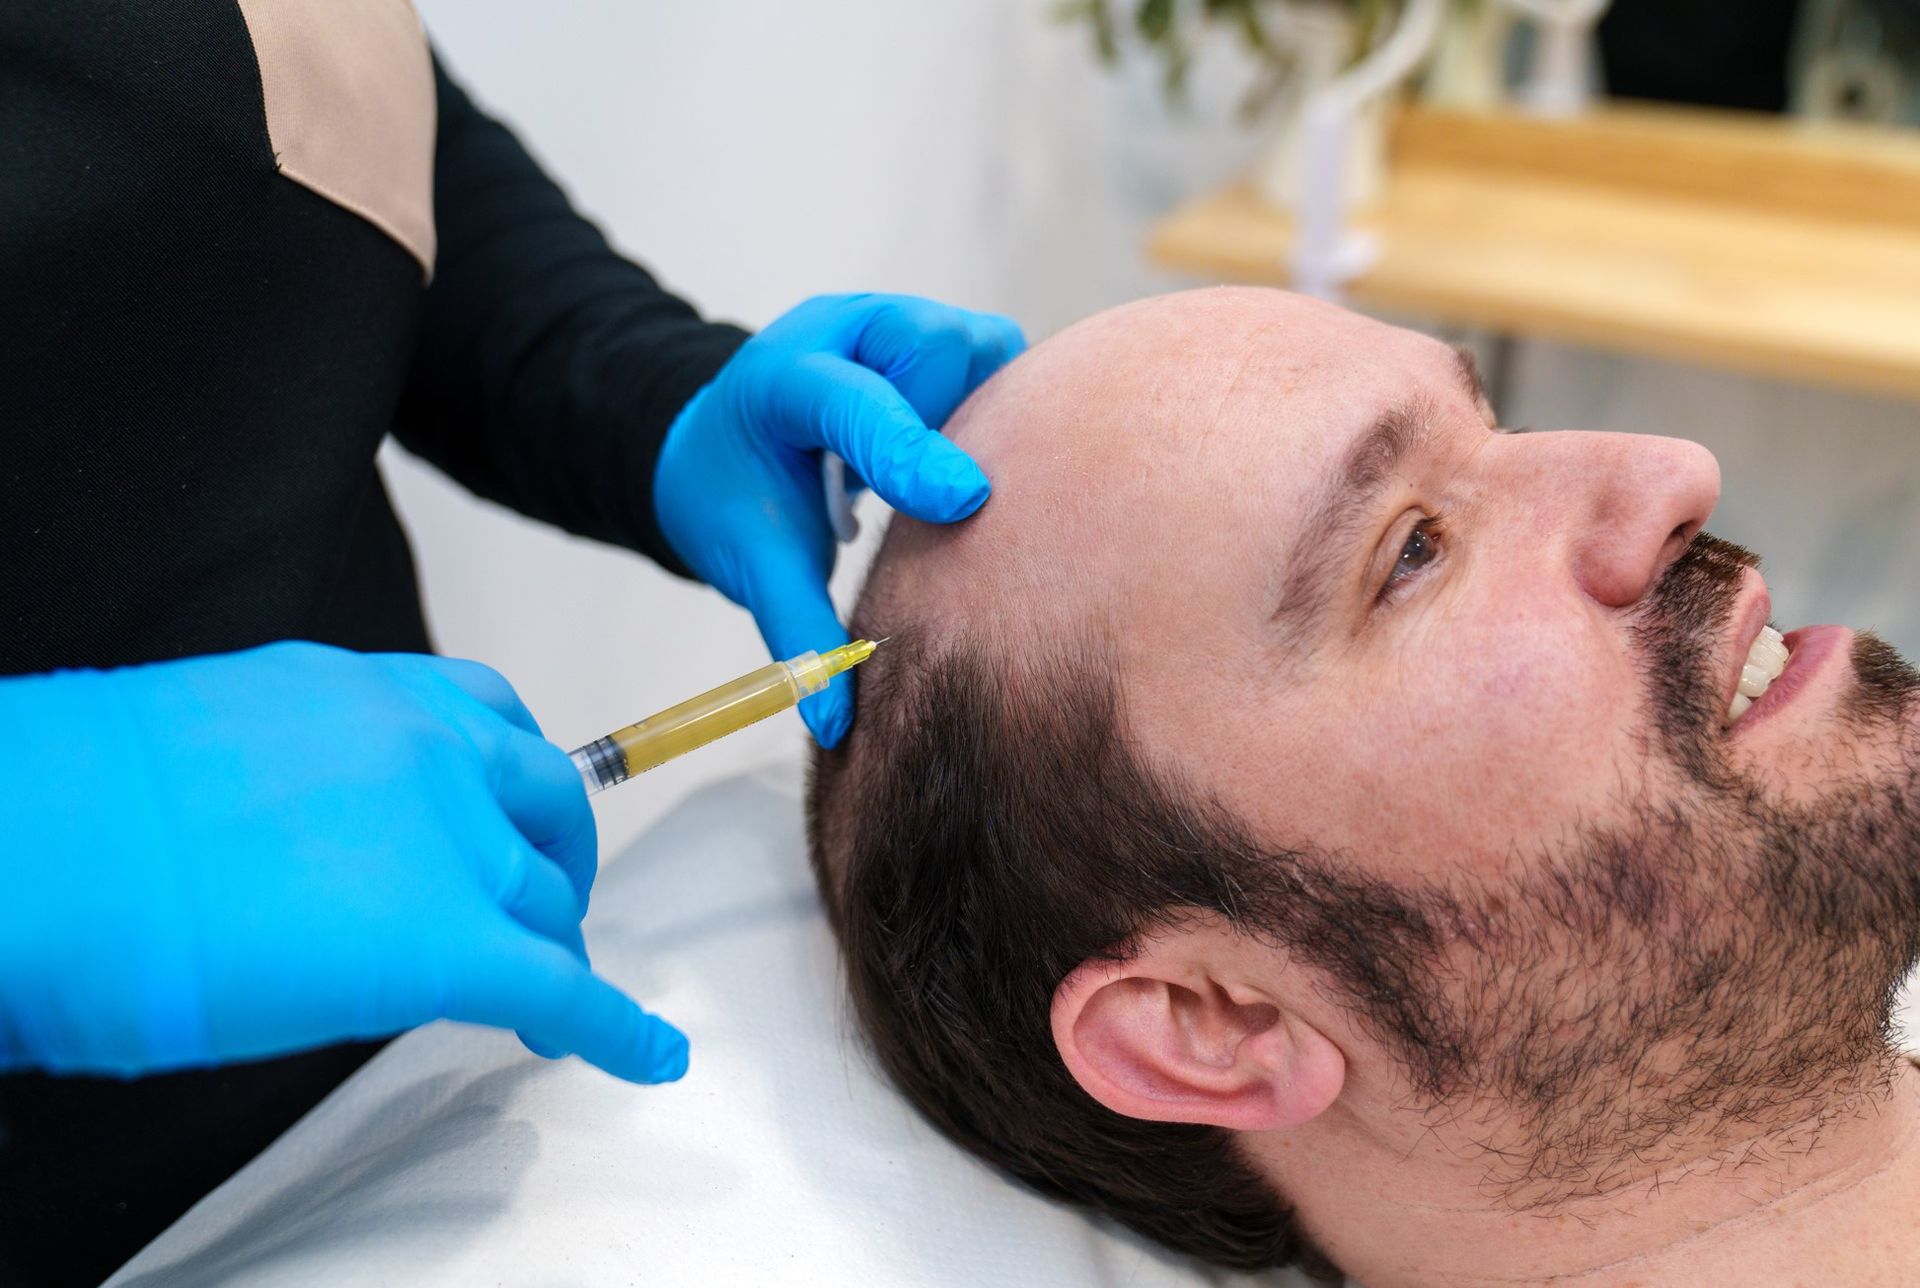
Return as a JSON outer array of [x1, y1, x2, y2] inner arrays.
[[850, 286, 1412, 653]]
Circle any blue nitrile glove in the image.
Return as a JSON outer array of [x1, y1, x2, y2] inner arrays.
[[655, 293, 1025, 748], [0, 642, 686, 1084]]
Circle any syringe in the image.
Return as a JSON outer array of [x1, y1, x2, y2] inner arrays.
[[568, 639, 884, 795]]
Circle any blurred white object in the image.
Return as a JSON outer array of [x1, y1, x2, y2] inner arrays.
[[1424, 0, 1517, 111], [822, 451, 859, 542], [106, 763, 1299, 1288], [1249, 2, 1389, 213], [1289, 0, 1446, 300], [1285, 0, 1610, 300], [1502, 0, 1611, 117]]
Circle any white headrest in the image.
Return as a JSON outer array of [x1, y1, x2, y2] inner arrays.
[[108, 762, 1306, 1287]]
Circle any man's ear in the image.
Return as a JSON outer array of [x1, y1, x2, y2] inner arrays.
[[1050, 928, 1344, 1133]]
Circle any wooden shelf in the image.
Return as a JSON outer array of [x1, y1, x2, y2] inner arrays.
[[1147, 104, 1920, 402]]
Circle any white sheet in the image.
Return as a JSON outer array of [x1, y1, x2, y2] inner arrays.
[[107, 761, 1306, 1287]]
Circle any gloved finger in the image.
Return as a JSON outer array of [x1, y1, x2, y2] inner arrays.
[[397, 655, 545, 738], [489, 729, 598, 911], [491, 834, 591, 964], [847, 297, 1026, 429], [454, 927, 689, 1084], [389, 666, 597, 906], [963, 310, 1027, 392], [491, 834, 592, 1065], [849, 295, 978, 429], [777, 353, 990, 525], [739, 540, 854, 749]]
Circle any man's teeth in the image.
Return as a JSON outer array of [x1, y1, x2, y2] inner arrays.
[[1727, 625, 1790, 723]]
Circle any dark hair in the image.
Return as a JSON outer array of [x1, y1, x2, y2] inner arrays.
[[807, 629, 1365, 1275]]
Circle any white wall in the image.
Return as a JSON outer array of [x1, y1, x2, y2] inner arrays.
[[397, 1, 1059, 853], [394, 0, 1261, 855], [396, 2, 1920, 863]]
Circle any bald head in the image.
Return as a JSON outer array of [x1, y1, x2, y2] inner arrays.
[[856, 287, 1481, 653]]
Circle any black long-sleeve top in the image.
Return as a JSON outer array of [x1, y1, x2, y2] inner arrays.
[[0, 4, 748, 1282]]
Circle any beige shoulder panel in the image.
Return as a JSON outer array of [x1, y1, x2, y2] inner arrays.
[[236, 0, 437, 280]]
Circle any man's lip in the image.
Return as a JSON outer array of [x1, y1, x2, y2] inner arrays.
[[1728, 625, 1849, 737], [1720, 569, 1773, 714]]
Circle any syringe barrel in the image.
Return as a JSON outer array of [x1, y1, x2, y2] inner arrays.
[[572, 654, 824, 794]]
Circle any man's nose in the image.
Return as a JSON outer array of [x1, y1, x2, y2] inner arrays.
[[1537, 432, 1722, 608]]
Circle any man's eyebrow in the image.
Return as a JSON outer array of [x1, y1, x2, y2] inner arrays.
[[1269, 346, 1484, 644], [1453, 344, 1489, 412]]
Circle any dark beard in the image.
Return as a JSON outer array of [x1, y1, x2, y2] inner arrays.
[[1429, 739, 1920, 1206], [1276, 535, 1920, 1207]]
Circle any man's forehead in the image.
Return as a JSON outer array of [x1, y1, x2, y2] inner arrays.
[[882, 290, 1470, 629], [958, 292, 1463, 503]]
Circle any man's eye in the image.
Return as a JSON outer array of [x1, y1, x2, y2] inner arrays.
[[1382, 517, 1444, 597]]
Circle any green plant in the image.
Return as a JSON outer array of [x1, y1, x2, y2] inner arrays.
[[1058, 0, 1399, 117]]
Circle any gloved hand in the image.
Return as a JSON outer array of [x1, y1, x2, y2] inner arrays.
[[655, 293, 1025, 747], [0, 642, 685, 1084]]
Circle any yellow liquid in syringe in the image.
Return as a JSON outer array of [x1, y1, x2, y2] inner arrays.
[[569, 639, 881, 794]]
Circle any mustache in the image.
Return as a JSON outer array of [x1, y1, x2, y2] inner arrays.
[[1637, 534, 1919, 759], [1632, 532, 1761, 782], [1846, 632, 1920, 728], [1643, 532, 1759, 640]]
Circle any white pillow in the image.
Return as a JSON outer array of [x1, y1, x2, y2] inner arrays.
[[107, 761, 1307, 1287]]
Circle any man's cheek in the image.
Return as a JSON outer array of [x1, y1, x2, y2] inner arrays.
[[1466, 642, 1607, 745], [1357, 636, 1627, 863]]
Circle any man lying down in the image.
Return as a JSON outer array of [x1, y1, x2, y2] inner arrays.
[[805, 287, 1920, 1286]]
